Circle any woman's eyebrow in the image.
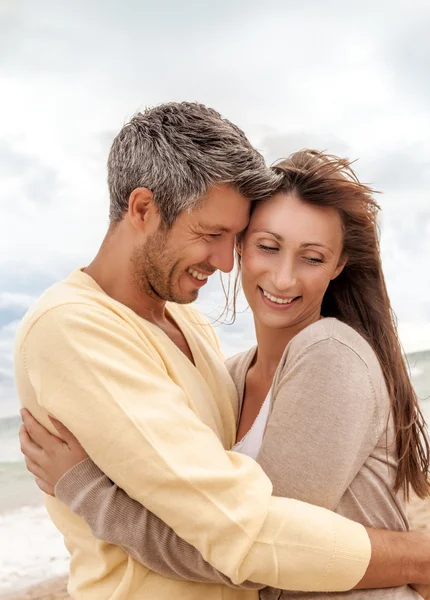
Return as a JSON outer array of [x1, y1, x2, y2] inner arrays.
[[300, 242, 334, 254], [250, 230, 334, 254], [249, 228, 283, 241], [301, 242, 326, 249]]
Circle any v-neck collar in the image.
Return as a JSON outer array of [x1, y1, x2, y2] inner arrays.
[[164, 304, 201, 372], [73, 269, 203, 374]]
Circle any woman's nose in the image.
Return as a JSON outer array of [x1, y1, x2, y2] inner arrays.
[[272, 262, 297, 291]]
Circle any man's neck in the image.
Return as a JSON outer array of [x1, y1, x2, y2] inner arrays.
[[85, 256, 195, 363], [85, 243, 168, 325], [84, 230, 195, 363]]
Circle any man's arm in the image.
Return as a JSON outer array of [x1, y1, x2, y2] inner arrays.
[[358, 529, 430, 589], [18, 303, 370, 591], [20, 411, 259, 587], [20, 413, 430, 592], [55, 458, 263, 589]]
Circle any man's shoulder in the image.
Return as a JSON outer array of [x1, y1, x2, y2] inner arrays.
[[15, 270, 123, 350]]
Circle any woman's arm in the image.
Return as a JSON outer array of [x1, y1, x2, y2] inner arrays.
[[256, 336, 383, 510], [19, 412, 262, 589]]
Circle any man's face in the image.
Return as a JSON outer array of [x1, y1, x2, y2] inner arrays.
[[132, 185, 250, 304]]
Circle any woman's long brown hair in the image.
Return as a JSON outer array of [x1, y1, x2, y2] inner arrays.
[[234, 149, 430, 499]]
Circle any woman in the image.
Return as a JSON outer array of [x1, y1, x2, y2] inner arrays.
[[20, 150, 430, 598]]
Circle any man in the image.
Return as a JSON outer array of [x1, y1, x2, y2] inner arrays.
[[15, 102, 430, 600]]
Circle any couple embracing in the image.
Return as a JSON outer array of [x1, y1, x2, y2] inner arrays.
[[15, 102, 430, 599]]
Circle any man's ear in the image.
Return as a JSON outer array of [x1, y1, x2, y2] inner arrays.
[[331, 254, 348, 280], [128, 188, 160, 232]]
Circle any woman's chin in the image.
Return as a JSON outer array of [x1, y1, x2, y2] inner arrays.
[[253, 309, 297, 331]]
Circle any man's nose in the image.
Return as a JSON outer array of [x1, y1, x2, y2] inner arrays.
[[209, 239, 235, 274]]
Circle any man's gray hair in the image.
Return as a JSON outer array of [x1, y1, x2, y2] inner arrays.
[[108, 102, 281, 226]]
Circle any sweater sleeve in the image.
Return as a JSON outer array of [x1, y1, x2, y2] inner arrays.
[[21, 303, 370, 592], [55, 458, 263, 589], [257, 337, 384, 510], [52, 347, 256, 587]]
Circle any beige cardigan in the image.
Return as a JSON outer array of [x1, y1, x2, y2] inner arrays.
[[56, 318, 418, 599]]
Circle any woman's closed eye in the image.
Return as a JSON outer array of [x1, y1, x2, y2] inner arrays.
[[304, 256, 323, 264], [257, 243, 279, 252]]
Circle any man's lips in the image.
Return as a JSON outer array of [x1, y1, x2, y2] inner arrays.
[[186, 267, 216, 287], [186, 267, 216, 281]]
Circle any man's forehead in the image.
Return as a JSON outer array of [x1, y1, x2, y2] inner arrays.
[[195, 217, 249, 235], [196, 222, 233, 234]]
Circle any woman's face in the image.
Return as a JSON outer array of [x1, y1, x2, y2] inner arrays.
[[240, 192, 346, 331]]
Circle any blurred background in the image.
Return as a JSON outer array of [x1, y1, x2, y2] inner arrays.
[[0, 0, 429, 595]]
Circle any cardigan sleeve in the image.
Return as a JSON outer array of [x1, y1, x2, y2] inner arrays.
[[257, 337, 384, 510]]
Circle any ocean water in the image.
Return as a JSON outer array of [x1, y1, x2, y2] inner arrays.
[[0, 355, 429, 594], [0, 416, 69, 594]]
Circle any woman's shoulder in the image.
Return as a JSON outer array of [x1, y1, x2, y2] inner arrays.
[[282, 319, 388, 405], [275, 318, 390, 422], [225, 347, 257, 403], [287, 317, 381, 371]]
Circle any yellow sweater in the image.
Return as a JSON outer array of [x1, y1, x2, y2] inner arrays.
[[14, 269, 370, 599]]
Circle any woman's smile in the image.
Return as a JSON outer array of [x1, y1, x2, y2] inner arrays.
[[259, 286, 301, 310]]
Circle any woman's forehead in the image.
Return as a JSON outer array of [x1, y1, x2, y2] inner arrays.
[[248, 193, 344, 247]]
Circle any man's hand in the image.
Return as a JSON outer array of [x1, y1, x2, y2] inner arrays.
[[19, 409, 89, 496]]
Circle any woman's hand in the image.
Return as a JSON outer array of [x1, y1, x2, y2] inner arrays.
[[19, 408, 89, 496]]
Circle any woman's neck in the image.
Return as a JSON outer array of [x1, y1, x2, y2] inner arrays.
[[253, 311, 322, 379]]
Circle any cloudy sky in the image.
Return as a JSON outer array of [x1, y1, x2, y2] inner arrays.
[[1, 0, 430, 416]]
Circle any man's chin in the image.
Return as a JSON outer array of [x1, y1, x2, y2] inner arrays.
[[175, 291, 199, 304], [165, 286, 199, 305]]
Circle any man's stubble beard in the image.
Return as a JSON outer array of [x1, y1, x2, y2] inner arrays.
[[131, 229, 197, 305]]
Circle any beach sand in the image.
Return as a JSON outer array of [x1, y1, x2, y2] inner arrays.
[[0, 576, 69, 600], [1, 497, 428, 600]]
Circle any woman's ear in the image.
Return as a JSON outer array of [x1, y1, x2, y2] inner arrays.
[[331, 254, 348, 280]]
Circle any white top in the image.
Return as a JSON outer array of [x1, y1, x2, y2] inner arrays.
[[232, 388, 272, 459]]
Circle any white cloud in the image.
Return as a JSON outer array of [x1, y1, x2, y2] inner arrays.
[[1, 0, 430, 414], [399, 323, 430, 355], [0, 293, 36, 311]]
